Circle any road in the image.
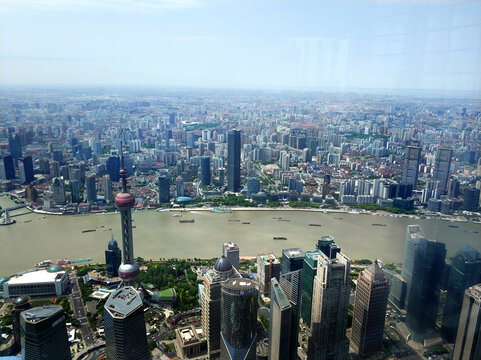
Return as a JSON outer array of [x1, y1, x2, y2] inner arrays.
[[70, 274, 96, 347]]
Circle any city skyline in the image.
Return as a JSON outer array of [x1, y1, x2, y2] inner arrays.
[[1, 0, 480, 95]]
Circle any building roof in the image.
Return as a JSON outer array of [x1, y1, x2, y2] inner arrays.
[[47, 265, 64, 273], [258, 253, 280, 265], [21, 305, 63, 324], [222, 279, 257, 292], [365, 260, 385, 282], [223, 242, 239, 251], [282, 248, 304, 260], [6, 270, 65, 285], [456, 245, 481, 262], [406, 224, 426, 240], [271, 279, 290, 310], [105, 286, 143, 318], [214, 255, 233, 272]]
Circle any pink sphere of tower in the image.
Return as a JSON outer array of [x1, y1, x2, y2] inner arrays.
[[115, 192, 135, 208]]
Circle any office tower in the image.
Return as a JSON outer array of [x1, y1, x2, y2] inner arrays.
[[220, 279, 258, 360], [402, 145, 421, 187], [269, 278, 293, 360], [106, 156, 120, 182], [278, 270, 302, 360], [464, 187, 481, 211], [307, 251, 350, 360], [247, 177, 260, 196], [202, 256, 241, 359], [316, 236, 340, 259], [104, 286, 150, 360], [176, 176, 185, 197], [69, 167, 81, 184], [8, 134, 22, 161], [52, 177, 66, 204], [452, 284, 481, 360], [20, 305, 71, 360], [103, 174, 113, 204], [448, 178, 460, 198], [52, 149, 63, 163], [257, 253, 281, 297], [115, 153, 140, 286], [25, 184, 38, 202], [0, 155, 15, 180], [70, 179, 80, 203], [12, 296, 31, 352], [222, 242, 239, 270], [85, 173, 97, 203], [227, 130, 241, 192], [105, 236, 122, 277], [50, 160, 60, 178], [200, 156, 211, 186], [383, 269, 407, 310], [441, 246, 481, 342], [402, 225, 446, 335], [433, 147, 452, 194], [282, 248, 304, 274], [300, 250, 321, 326], [218, 167, 225, 185], [351, 260, 390, 357], [18, 156, 34, 184], [158, 171, 170, 203]]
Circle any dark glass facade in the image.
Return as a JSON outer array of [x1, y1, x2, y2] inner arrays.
[[106, 156, 120, 182], [158, 172, 171, 203], [200, 156, 211, 186], [300, 250, 321, 326], [282, 248, 304, 274], [19, 156, 35, 184], [227, 130, 241, 192], [105, 238, 122, 277], [0, 155, 15, 180], [269, 278, 292, 360]]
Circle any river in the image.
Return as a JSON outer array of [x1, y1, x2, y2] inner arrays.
[[1, 196, 480, 277]]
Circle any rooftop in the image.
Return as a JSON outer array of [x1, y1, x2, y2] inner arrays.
[[222, 278, 257, 292], [406, 224, 426, 240], [258, 253, 280, 265], [105, 286, 143, 318], [21, 305, 63, 323], [282, 248, 304, 259], [6, 269, 66, 285], [223, 242, 239, 251]]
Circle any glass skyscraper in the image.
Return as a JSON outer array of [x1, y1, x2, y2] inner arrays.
[[269, 278, 293, 360], [157, 171, 171, 203], [105, 236, 122, 277], [227, 130, 241, 192], [432, 147, 452, 194], [401, 145, 421, 187], [200, 156, 211, 187], [282, 248, 305, 274], [300, 250, 321, 326]]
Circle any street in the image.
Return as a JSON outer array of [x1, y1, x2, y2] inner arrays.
[[70, 274, 96, 347]]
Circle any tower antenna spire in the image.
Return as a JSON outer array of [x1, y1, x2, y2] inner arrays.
[[119, 132, 127, 193]]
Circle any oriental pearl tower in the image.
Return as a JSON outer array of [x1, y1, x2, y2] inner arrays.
[[115, 149, 140, 287]]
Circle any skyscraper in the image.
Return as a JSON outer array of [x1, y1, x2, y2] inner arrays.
[[103, 174, 113, 204], [85, 173, 97, 204], [115, 153, 140, 287], [351, 260, 390, 357], [300, 250, 321, 326], [282, 248, 305, 274], [201, 256, 241, 359], [105, 236, 122, 277], [158, 171, 170, 203], [20, 305, 71, 360], [52, 177, 66, 204], [104, 286, 150, 360], [200, 156, 211, 186], [227, 130, 241, 192], [257, 253, 281, 297], [269, 278, 293, 360], [441, 246, 481, 342], [220, 279, 258, 360], [0, 155, 15, 180], [70, 179, 80, 204], [222, 242, 240, 270], [8, 134, 22, 161], [402, 225, 446, 335], [433, 147, 452, 194], [18, 156, 34, 184], [307, 251, 350, 360], [452, 284, 481, 360], [106, 156, 120, 182], [402, 145, 421, 187], [316, 236, 340, 259], [12, 296, 31, 352], [464, 187, 481, 212]]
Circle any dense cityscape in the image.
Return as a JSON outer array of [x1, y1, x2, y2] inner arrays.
[[0, 88, 480, 360]]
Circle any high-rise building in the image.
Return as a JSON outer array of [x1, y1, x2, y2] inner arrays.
[[277, 270, 302, 360], [201, 256, 241, 359], [105, 236, 122, 277], [316, 236, 341, 259], [70, 179, 80, 204], [8, 134, 22, 161], [106, 156, 120, 182], [220, 278, 258, 360], [0, 155, 15, 180], [351, 260, 390, 357], [227, 130, 241, 192], [12, 296, 31, 352], [464, 187, 481, 212], [115, 153, 140, 287], [441, 246, 481, 342], [103, 174, 113, 204], [300, 250, 321, 326], [85, 173, 97, 204], [447, 178, 460, 198], [25, 184, 38, 202], [176, 176, 185, 197], [282, 248, 305, 274], [50, 160, 60, 178], [158, 171, 171, 203], [383, 269, 407, 310], [402, 145, 421, 187], [452, 284, 481, 360], [18, 156, 34, 184], [269, 278, 293, 360], [222, 242, 239, 270], [20, 305, 71, 360], [402, 225, 446, 335], [257, 253, 281, 297], [247, 177, 260, 196], [307, 251, 351, 360], [104, 286, 150, 360], [200, 156, 211, 187], [52, 177, 66, 204], [433, 147, 452, 194]]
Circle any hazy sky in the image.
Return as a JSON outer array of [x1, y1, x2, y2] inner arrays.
[[1, 0, 480, 92]]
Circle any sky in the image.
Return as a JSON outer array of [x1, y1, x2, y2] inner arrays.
[[1, 0, 480, 93]]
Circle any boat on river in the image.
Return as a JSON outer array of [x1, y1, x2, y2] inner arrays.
[[273, 236, 287, 240], [81, 229, 96, 233], [179, 219, 195, 223]]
